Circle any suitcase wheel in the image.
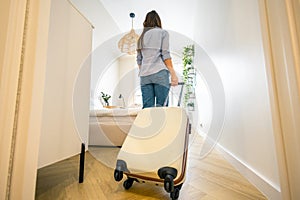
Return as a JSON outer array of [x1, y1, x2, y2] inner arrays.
[[123, 178, 134, 190], [164, 174, 174, 193], [114, 169, 123, 182], [170, 187, 180, 200], [158, 167, 178, 193]]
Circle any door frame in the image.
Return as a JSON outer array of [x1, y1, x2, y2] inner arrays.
[[258, 0, 300, 199], [0, 0, 51, 199]]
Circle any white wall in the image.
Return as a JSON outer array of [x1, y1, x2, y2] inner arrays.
[[89, 34, 123, 109], [193, 0, 280, 198], [94, 59, 119, 108], [194, 73, 212, 134], [117, 55, 139, 107], [38, 0, 93, 168], [71, 0, 121, 50], [93, 55, 140, 109], [70, 0, 122, 110]]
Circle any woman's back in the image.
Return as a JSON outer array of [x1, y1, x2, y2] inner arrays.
[[137, 28, 171, 77]]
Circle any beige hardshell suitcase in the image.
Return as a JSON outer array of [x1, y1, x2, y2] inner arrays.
[[114, 84, 190, 200]]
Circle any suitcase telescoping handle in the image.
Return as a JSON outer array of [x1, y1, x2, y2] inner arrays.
[[163, 82, 185, 107], [177, 82, 184, 106]]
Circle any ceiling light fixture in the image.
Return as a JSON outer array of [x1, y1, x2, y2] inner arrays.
[[118, 13, 139, 55]]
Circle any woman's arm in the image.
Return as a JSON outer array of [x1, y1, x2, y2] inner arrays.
[[136, 50, 142, 68], [164, 58, 178, 86], [161, 31, 178, 86]]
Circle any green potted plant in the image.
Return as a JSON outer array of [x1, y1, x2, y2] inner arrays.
[[182, 44, 195, 107], [100, 92, 111, 106], [187, 102, 195, 111]]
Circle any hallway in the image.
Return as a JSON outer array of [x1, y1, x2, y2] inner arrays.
[[1, 0, 299, 199]]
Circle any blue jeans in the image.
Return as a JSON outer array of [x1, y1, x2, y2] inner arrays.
[[140, 70, 170, 108]]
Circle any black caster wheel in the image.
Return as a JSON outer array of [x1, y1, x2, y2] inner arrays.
[[164, 175, 174, 193], [123, 178, 134, 190], [114, 169, 123, 181], [170, 188, 180, 200]]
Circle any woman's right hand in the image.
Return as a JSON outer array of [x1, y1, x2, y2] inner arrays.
[[171, 74, 178, 86], [164, 58, 178, 86]]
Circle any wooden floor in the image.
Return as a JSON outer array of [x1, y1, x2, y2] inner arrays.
[[35, 133, 267, 200]]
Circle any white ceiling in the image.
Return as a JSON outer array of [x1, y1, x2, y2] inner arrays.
[[98, 0, 199, 39]]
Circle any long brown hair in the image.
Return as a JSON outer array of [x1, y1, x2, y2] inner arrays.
[[137, 10, 162, 51]]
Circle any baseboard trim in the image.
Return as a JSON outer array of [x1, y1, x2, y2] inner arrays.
[[215, 144, 281, 200]]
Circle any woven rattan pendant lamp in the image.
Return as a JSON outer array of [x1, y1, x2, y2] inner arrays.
[[118, 13, 139, 55]]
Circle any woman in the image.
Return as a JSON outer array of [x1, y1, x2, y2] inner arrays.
[[137, 10, 178, 108]]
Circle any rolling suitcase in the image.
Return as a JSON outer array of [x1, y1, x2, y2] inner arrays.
[[114, 83, 190, 200]]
